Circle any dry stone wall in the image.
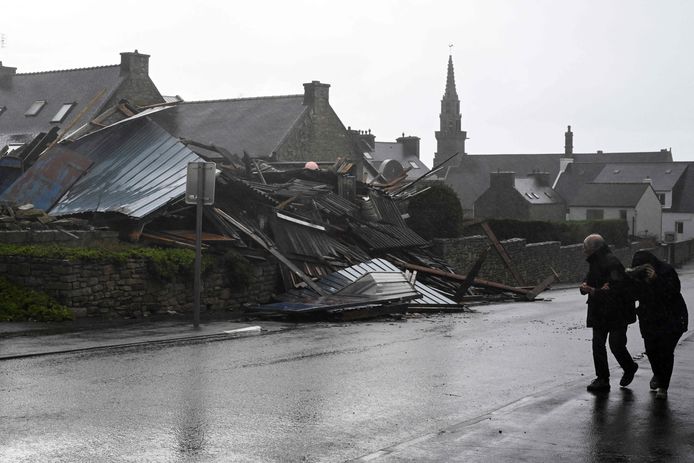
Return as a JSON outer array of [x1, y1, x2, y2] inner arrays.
[[0, 254, 278, 319], [432, 236, 669, 286]]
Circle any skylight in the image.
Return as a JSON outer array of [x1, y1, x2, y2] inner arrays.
[[25, 100, 46, 116], [408, 161, 419, 169], [363, 152, 373, 160], [51, 103, 76, 123], [0, 106, 5, 116]]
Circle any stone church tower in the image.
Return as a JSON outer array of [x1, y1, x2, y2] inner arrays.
[[433, 55, 467, 167]]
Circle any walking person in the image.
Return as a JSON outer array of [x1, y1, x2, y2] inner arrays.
[[628, 250, 689, 399], [580, 234, 639, 392]]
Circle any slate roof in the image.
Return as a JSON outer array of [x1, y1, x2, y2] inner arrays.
[[514, 177, 563, 205], [554, 162, 607, 202], [592, 162, 688, 191], [573, 150, 672, 164], [149, 96, 308, 160], [568, 183, 652, 208], [443, 154, 560, 212], [0, 66, 125, 148], [670, 164, 694, 213]]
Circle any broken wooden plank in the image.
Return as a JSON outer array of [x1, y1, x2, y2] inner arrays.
[[525, 274, 556, 301], [389, 258, 531, 296], [454, 246, 490, 301], [480, 221, 525, 286]]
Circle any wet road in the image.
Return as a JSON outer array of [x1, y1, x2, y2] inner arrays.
[[0, 280, 690, 462]]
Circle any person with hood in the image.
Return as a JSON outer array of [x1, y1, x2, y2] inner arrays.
[[628, 250, 689, 399], [580, 234, 639, 392]]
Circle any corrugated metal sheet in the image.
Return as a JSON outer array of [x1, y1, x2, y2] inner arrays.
[[0, 156, 24, 195], [350, 222, 427, 250], [0, 146, 93, 211], [317, 258, 457, 306], [50, 117, 201, 218]]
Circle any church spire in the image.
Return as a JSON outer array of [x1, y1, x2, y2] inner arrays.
[[433, 52, 467, 167], [444, 54, 458, 100]]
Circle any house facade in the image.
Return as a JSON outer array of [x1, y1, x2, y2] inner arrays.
[[567, 183, 662, 239]]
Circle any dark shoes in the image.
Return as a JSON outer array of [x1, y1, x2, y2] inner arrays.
[[655, 388, 668, 400], [587, 377, 611, 392], [649, 375, 660, 390], [619, 363, 639, 387]]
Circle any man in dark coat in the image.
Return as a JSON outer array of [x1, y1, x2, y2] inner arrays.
[[629, 250, 688, 399], [580, 234, 638, 392]]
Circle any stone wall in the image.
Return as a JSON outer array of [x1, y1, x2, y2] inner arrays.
[[0, 253, 278, 319], [432, 236, 670, 286]]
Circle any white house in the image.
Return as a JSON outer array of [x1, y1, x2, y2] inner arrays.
[[567, 182, 662, 239]]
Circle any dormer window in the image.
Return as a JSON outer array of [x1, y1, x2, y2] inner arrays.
[[25, 100, 46, 116], [51, 103, 76, 123]]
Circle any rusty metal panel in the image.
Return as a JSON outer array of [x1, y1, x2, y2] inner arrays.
[[0, 146, 92, 211]]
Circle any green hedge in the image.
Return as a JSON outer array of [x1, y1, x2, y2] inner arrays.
[[462, 219, 629, 247], [406, 184, 465, 240]]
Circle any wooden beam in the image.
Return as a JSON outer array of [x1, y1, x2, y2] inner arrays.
[[525, 274, 556, 301], [389, 258, 530, 296], [480, 221, 525, 286], [454, 246, 490, 301]]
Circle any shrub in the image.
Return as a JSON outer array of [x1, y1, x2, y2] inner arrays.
[[406, 184, 465, 240], [0, 277, 73, 322]]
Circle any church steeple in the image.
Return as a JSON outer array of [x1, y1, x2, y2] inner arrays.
[[434, 53, 466, 167]]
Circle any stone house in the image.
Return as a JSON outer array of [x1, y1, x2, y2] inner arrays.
[[349, 129, 429, 184], [149, 81, 364, 176], [474, 171, 565, 221]]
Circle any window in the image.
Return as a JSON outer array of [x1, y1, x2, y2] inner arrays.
[[586, 209, 604, 220], [408, 161, 419, 169], [676, 221, 684, 234], [25, 100, 46, 116], [658, 193, 666, 205], [51, 103, 75, 123], [619, 210, 627, 220]]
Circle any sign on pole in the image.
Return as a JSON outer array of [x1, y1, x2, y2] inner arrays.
[[186, 162, 216, 205], [186, 162, 216, 328]]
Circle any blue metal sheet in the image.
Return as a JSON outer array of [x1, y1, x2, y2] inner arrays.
[[50, 117, 201, 218], [0, 146, 93, 211]]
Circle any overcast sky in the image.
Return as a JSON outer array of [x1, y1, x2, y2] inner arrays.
[[2, 0, 693, 167]]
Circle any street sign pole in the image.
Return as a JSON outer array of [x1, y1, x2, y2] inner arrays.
[[193, 165, 204, 329], [186, 161, 215, 330]]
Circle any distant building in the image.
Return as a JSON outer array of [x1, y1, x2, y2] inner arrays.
[[475, 171, 565, 221], [566, 182, 662, 239], [432, 55, 674, 218]]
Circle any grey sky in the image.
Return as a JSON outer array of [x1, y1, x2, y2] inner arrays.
[[2, 0, 692, 167]]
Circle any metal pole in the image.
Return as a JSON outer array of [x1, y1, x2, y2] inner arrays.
[[193, 164, 204, 329]]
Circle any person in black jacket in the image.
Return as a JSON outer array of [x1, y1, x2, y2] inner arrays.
[[628, 250, 689, 399], [580, 234, 638, 392]]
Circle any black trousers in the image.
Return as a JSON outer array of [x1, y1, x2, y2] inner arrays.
[[592, 326, 635, 379], [644, 332, 683, 390]]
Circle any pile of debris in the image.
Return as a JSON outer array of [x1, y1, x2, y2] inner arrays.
[[0, 102, 554, 321]]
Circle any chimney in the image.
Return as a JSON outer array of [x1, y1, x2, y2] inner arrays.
[[527, 171, 551, 187], [564, 125, 573, 156], [396, 134, 421, 159], [303, 80, 330, 108], [0, 61, 17, 89], [348, 128, 375, 150], [120, 50, 150, 76], [489, 171, 516, 190]]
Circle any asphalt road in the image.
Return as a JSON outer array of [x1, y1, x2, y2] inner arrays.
[[1, 274, 692, 462]]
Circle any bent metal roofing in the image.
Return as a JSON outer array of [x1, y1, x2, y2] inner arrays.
[[49, 116, 200, 218]]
